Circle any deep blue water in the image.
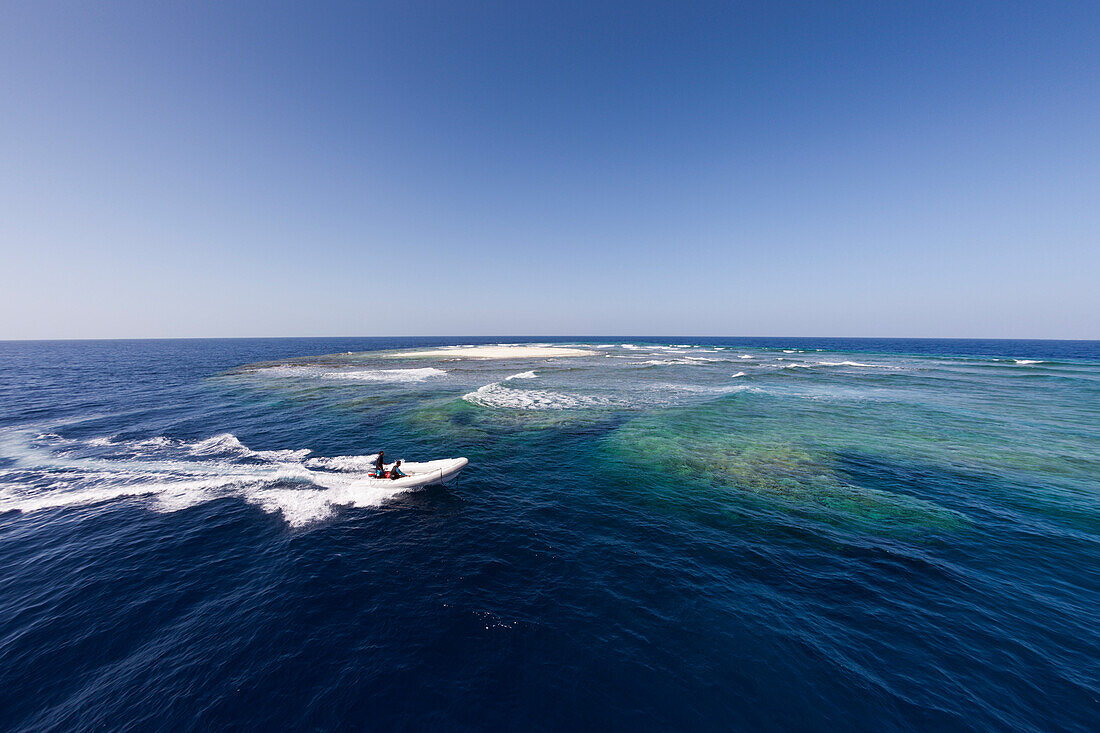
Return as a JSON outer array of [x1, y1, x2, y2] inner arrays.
[[1, 337, 1098, 731]]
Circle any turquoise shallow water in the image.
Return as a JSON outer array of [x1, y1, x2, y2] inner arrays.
[[0, 337, 1097, 730]]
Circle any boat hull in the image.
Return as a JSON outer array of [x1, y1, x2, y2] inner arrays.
[[352, 457, 468, 490]]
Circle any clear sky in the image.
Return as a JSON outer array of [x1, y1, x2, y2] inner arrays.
[[1, 1, 1097, 339]]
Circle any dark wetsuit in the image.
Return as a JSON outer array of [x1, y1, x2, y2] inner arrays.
[[390, 464, 405, 479], [374, 454, 385, 474]]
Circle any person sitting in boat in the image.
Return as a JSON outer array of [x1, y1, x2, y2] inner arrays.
[[390, 460, 406, 479], [373, 451, 385, 477]]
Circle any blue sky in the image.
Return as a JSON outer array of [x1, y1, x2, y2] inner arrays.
[[1, 1, 1097, 338]]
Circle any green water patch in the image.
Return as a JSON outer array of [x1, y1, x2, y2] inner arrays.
[[397, 397, 494, 445], [598, 398, 969, 538], [397, 395, 625, 445]]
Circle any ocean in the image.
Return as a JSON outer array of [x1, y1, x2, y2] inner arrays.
[[0, 337, 1097, 731]]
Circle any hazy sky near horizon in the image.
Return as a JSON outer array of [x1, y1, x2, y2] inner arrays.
[[2, 1, 1098, 339]]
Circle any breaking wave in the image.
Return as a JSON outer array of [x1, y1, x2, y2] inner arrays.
[[781, 361, 896, 369], [259, 366, 447, 383], [815, 361, 890, 368], [462, 383, 616, 410]]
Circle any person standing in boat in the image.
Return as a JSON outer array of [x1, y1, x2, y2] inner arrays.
[[374, 450, 385, 476]]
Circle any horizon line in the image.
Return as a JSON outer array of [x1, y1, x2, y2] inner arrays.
[[2, 335, 1098, 344]]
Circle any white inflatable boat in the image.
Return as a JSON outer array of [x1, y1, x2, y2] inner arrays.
[[353, 457, 468, 490]]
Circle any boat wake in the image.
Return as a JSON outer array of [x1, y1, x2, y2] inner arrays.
[[0, 431, 418, 527]]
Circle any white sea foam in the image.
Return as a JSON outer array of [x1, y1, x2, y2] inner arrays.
[[462, 383, 614, 410], [1014, 359, 1042, 365], [327, 367, 447, 382], [84, 435, 175, 452], [739, 354, 753, 359], [303, 455, 380, 472], [0, 432, 418, 527], [653, 383, 751, 395], [188, 432, 252, 454], [780, 360, 897, 370], [731, 371, 746, 378], [188, 433, 312, 462], [816, 361, 893, 368], [637, 356, 722, 366], [505, 370, 538, 380], [394, 345, 595, 359], [259, 366, 446, 383]]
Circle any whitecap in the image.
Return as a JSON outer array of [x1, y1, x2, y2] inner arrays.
[[504, 370, 538, 380], [258, 366, 446, 383], [326, 367, 447, 382], [816, 361, 893, 368], [778, 360, 897, 370], [652, 383, 752, 395], [396, 346, 594, 359], [462, 383, 614, 410]]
